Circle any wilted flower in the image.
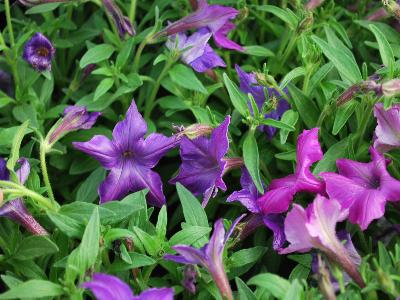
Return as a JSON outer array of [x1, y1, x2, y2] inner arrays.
[[170, 116, 243, 207], [73, 101, 179, 206], [166, 29, 226, 73], [82, 273, 174, 300], [321, 147, 400, 230], [164, 215, 245, 300], [183, 265, 197, 294], [381, 79, 400, 97], [384, 0, 400, 20], [257, 128, 325, 214], [102, 0, 135, 39], [23, 33, 55, 72], [47, 105, 101, 147], [373, 103, 400, 153], [161, 0, 243, 51], [0, 158, 47, 235], [235, 65, 290, 139], [173, 123, 213, 140]]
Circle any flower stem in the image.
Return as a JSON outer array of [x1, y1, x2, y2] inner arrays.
[[4, 0, 15, 47], [40, 142, 56, 205], [129, 0, 137, 24], [133, 38, 149, 73]]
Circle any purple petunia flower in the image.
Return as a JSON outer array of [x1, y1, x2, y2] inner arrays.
[[321, 147, 400, 230], [170, 116, 242, 207], [164, 215, 245, 300], [161, 0, 243, 51], [0, 158, 47, 235], [103, 0, 135, 39], [373, 103, 400, 153], [235, 65, 290, 139], [48, 105, 101, 146], [73, 100, 179, 206], [227, 168, 285, 250], [23, 33, 55, 72], [82, 273, 174, 300], [166, 28, 226, 73], [257, 128, 325, 215]]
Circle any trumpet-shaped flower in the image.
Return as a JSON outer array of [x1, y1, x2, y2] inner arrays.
[[103, 0, 135, 38], [321, 147, 400, 230], [164, 215, 245, 300], [73, 101, 179, 206], [23, 33, 55, 72], [373, 103, 400, 153], [257, 128, 325, 214], [82, 273, 174, 300]]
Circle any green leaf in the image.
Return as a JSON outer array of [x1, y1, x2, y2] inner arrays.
[[25, 3, 61, 14], [176, 183, 208, 228], [76, 168, 106, 203], [169, 64, 207, 94], [243, 46, 275, 57], [131, 226, 159, 256], [235, 277, 257, 300], [7, 120, 29, 173], [243, 132, 264, 194], [0, 280, 64, 299], [280, 110, 299, 144], [332, 101, 358, 135], [306, 62, 333, 95], [116, 37, 135, 69], [223, 73, 249, 117], [313, 137, 349, 174], [284, 280, 302, 300], [287, 84, 319, 128], [169, 226, 211, 246], [79, 207, 100, 268], [79, 44, 115, 68], [369, 24, 395, 75], [256, 5, 299, 29], [288, 264, 310, 281], [260, 118, 295, 131], [156, 205, 167, 239], [279, 67, 306, 89], [248, 273, 290, 299], [94, 78, 114, 101], [47, 211, 84, 238], [13, 236, 59, 260], [108, 252, 156, 272], [228, 246, 267, 268]]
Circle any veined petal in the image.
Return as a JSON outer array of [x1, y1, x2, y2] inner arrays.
[[214, 21, 243, 51], [98, 162, 133, 203], [132, 288, 174, 300], [167, 245, 207, 267], [210, 116, 230, 161], [189, 44, 226, 73], [16, 158, 30, 185], [373, 103, 400, 152], [206, 218, 226, 261], [263, 214, 286, 251], [257, 177, 296, 214], [81, 273, 133, 300]]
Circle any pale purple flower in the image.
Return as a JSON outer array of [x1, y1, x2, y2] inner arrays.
[[48, 105, 101, 146], [166, 29, 225, 73], [161, 0, 243, 51], [0, 158, 47, 235], [103, 0, 135, 38], [235, 65, 290, 139], [23, 33, 55, 72], [227, 168, 285, 250], [257, 128, 325, 214], [164, 215, 245, 300], [82, 273, 174, 300], [374, 103, 400, 153], [73, 101, 179, 206], [321, 147, 400, 230]]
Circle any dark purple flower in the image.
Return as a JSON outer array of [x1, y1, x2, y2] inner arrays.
[[257, 128, 325, 215], [164, 215, 245, 300], [227, 168, 285, 250], [103, 0, 135, 39], [235, 65, 290, 139], [73, 101, 179, 206], [182, 265, 197, 294], [373, 103, 400, 153], [321, 147, 400, 230], [48, 106, 101, 146], [82, 273, 174, 300], [170, 116, 242, 207], [166, 29, 226, 73], [161, 0, 243, 51], [23, 33, 55, 72], [0, 158, 47, 235]]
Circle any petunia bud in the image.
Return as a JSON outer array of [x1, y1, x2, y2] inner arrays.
[[23, 33, 55, 72], [102, 0, 135, 39], [173, 123, 213, 139], [381, 79, 400, 97], [305, 0, 324, 10]]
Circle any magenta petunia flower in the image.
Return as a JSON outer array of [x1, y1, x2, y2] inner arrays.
[[235, 65, 290, 139], [227, 168, 285, 250], [82, 273, 174, 300], [373, 103, 400, 153], [73, 101, 179, 206], [166, 28, 226, 73], [23, 33, 55, 72], [321, 147, 400, 230], [257, 128, 325, 215], [0, 158, 47, 235], [161, 0, 243, 51], [164, 214, 245, 300], [103, 0, 135, 39]]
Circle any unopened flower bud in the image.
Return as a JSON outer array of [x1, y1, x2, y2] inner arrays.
[[381, 79, 400, 97], [103, 0, 135, 39], [183, 265, 197, 294], [383, 0, 400, 20], [174, 123, 213, 139]]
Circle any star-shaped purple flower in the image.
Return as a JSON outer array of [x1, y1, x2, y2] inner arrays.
[[166, 28, 226, 73], [23, 33, 55, 72], [373, 103, 400, 153], [235, 65, 290, 139], [164, 214, 245, 300], [257, 128, 325, 215], [73, 101, 179, 206], [82, 273, 174, 300], [321, 147, 400, 230], [161, 0, 243, 51]]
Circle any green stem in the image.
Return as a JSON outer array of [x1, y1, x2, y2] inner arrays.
[[133, 38, 149, 73], [129, 0, 137, 24], [4, 0, 15, 47], [40, 142, 56, 204], [355, 101, 374, 150]]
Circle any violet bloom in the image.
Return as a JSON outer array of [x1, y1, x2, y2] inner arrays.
[[164, 215, 245, 300], [82, 273, 174, 300], [257, 128, 325, 215], [103, 0, 135, 39], [23, 33, 55, 72], [166, 29, 225, 73], [280, 195, 365, 287], [235, 65, 290, 139], [0, 158, 47, 235], [227, 168, 285, 251], [321, 147, 400, 230], [161, 0, 243, 51], [73, 101, 179, 206], [170, 116, 242, 207], [373, 103, 400, 153]]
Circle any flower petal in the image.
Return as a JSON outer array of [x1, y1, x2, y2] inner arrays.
[[132, 288, 174, 300], [373, 102, 400, 152], [263, 214, 286, 251], [167, 245, 207, 267], [81, 273, 133, 300], [213, 21, 244, 51], [16, 158, 30, 185]]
